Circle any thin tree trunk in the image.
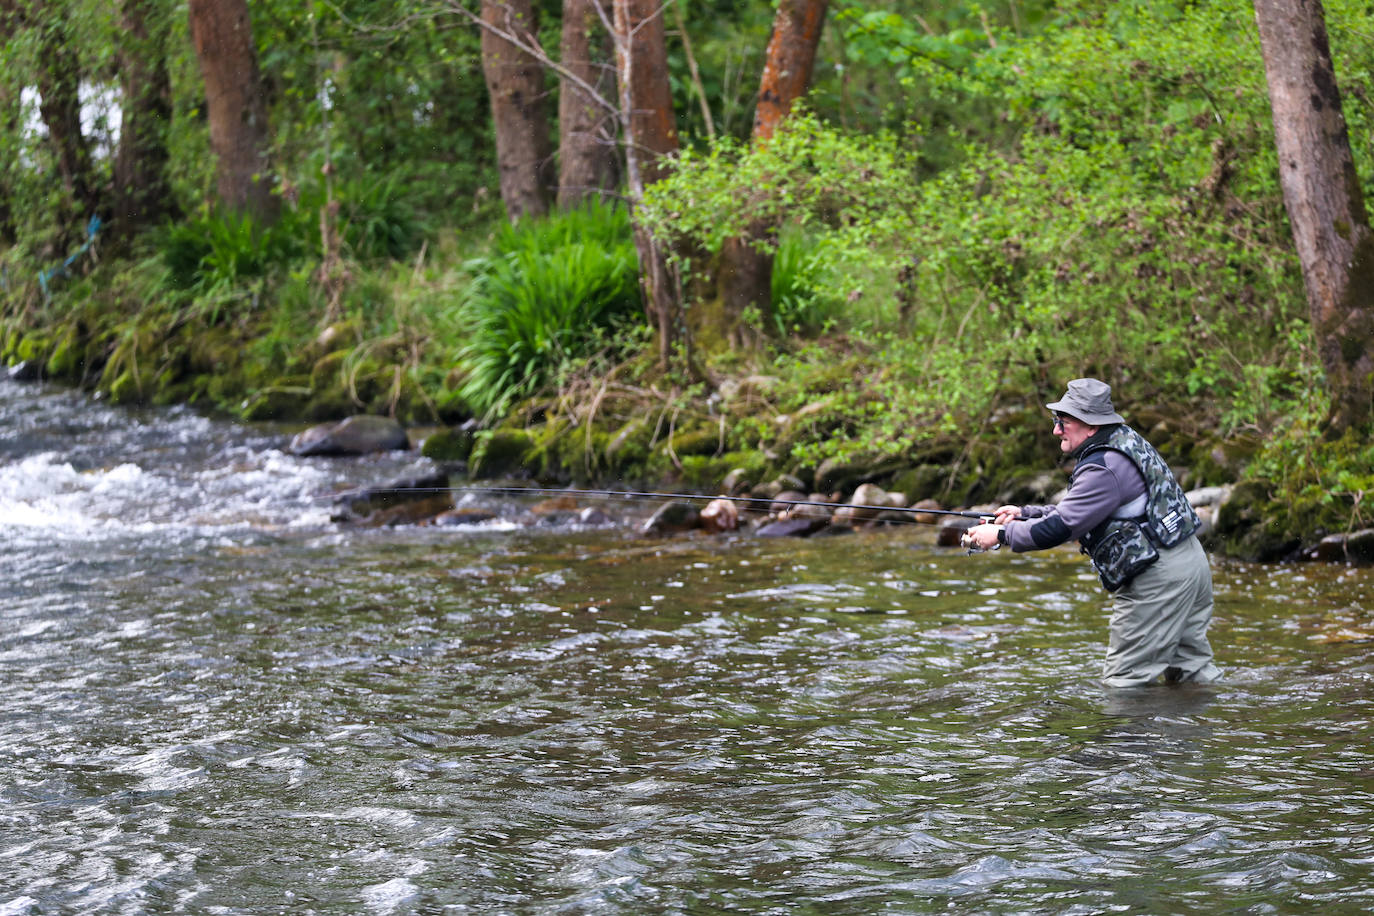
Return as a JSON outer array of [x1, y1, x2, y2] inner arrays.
[[481, 0, 553, 221], [112, 0, 174, 235], [557, 0, 618, 208], [0, 0, 17, 245], [613, 0, 680, 365], [187, 0, 277, 221], [33, 6, 99, 223], [716, 0, 828, 347], [1254, 0, 1374, 433]]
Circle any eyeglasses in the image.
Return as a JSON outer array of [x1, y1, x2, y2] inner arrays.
[[1052, 412, 1071, 430]]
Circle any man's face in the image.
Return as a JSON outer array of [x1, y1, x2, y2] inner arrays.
[[1053, 412, 1098, 453]]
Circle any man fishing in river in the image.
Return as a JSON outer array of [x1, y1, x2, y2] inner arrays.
[[965, 378, 1222, 688]]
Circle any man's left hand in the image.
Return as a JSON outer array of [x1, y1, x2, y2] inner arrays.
[[965, 523, 1003, 551]]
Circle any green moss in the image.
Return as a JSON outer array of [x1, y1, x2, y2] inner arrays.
[[107, 369, 145, 406], [468, 429, 537, 479], [421, 427, 476, 463], [14, 332, 50, 364], [666, 427, 722, 458], [241, 384, 314, 421], [44, 325, 82, 379]]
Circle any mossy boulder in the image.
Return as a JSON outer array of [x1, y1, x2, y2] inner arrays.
[[889, 464, 951, 504], [241, 384, 314, 421], [421, 427, 476, 463], [605, 418, 653, 472], [44, 326, 84, 380], [1213, 478, 1301, 561], [814, 454, 907, 495], [14, 331, 51, 365], [666, 427, 721, 458], [468, 429, 537, 479]]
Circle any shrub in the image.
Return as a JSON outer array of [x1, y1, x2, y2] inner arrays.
[[455, 201, 644, 418]]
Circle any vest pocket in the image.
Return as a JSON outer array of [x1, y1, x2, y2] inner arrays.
[[1089, 519, 1160, 591]]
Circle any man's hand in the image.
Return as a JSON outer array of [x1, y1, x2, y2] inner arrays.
[[991, 505, 1020, 525], [965, 523, 1003, 551]]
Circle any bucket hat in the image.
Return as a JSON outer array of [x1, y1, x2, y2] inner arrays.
[[1045, 378, 1126, 425]]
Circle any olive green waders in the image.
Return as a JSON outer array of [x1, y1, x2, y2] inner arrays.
[[1101, 535, 1221, 688]]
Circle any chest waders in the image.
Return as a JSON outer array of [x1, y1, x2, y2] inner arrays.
[[1078, 426, 1201, 591]]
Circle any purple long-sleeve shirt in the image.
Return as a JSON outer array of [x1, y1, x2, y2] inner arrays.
[[1004, 447, 1148, 552]]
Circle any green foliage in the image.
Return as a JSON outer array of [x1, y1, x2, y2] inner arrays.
[[161, 208, 309, 295], [770, 229, 835, 334], [455, 202, 645, 418]]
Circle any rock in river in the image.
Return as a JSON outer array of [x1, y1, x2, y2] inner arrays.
[[290, 415, 411, 457]]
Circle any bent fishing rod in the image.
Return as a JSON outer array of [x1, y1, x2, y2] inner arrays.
[[335, 483, 1008, 522]]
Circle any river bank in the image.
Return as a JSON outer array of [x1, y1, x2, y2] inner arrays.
[[4, 299, 1369, 567]]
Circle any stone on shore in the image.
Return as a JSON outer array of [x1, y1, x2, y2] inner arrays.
[[291, 415, 411, 457], [700, 498, 741, 532], [1311, 529, 1374, 565], [833, 483, 898, 526]]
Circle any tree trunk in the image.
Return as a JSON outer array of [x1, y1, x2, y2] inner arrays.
[[1253, 0, 1374, 434], [0, 0, 17, 245], [481, 0, 553, 221], [612, 0, 680, 365], [716, 0, 828, 347], [112, 0, 174, 236], [34, 7, 100, 222], [613, 0, 677, 184], [557, 0, 618, 208], [753, 0, 829, 142], [187, 0, 277, 221]]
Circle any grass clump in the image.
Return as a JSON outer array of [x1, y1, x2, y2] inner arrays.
[[454, 200, 644, 419]]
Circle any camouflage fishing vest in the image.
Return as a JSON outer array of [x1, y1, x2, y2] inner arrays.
[[1079, 425, 1200, 591]]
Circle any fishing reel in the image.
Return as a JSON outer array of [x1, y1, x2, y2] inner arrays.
[[960, 520, 1004, 555]]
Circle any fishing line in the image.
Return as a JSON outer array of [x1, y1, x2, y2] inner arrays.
[[325, 483, 1015, 531]]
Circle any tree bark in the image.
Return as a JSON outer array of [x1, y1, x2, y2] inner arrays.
[[481, 0, 553, 221], [557, 0, 618, 208], [613, 0, 677, 185], [187, 0, 277, 220], [716, 0, 828, 347], [753, 0, 829, 142], [1254, 0, 1374, 434], [112, 0, 174, 235], [612, 0, 680, 365]]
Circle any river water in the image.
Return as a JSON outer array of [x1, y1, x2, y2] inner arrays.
[[2, 376, 1372, 914]]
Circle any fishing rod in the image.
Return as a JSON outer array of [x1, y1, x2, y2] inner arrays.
[[334, 483, 1003, 522]]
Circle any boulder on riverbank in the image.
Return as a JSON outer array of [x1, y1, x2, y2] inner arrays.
[[290, 415, 411, 457]]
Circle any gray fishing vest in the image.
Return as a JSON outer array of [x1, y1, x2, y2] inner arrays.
[[1079, 425, 1200, 590]]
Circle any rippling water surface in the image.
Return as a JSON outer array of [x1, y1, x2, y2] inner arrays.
[[2, 378, 1373, 913]]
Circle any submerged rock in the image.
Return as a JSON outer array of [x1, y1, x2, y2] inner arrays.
[[429, 507, 499, 527], [291, 415, 411, 457], [757, 517, 829, 538], [332, 471, 451, 526], [641, 500, 700, 535]]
